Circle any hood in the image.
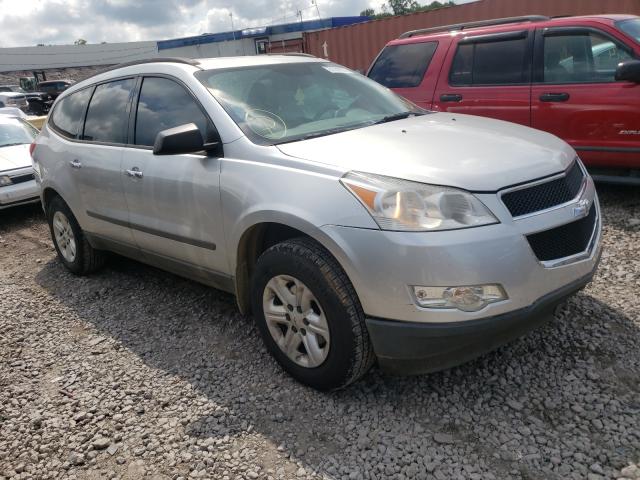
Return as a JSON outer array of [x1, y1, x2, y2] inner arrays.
[[276, 113, 576, 191], [0, 92, 26, 99], [0, 144, 32, 172]]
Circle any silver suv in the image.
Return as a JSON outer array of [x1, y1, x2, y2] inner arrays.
[[32, 56, 602, 390]]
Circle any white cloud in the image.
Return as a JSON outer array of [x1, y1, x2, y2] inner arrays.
[[0, 0, 475, 47]]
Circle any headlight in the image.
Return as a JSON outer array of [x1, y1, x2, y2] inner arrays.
[[0, 175, 13, 187], [341, 171, 498, 231]]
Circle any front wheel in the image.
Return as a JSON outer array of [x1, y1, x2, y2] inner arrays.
[[251, 238, 374, 390]]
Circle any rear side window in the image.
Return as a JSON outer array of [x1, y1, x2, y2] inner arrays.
[[82, 78, 136, 144], [134, 76, 213, 147], [450, 36, 529, 86], [368, 42, 438, 88], [50, 88, 92, 139]]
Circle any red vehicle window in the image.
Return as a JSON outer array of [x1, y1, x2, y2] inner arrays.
[[450, 35, 530, 86], [541, 31, 634, 84], [368, 42, 438, 88]]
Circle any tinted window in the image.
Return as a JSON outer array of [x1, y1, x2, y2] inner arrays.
[[82, 78, 135, 143], [50, 87, 92, 138], [450, 37, 529, 85], [543, 31, 633, 83], [134, 77, 213, 147], [368, 42, 438, 88]]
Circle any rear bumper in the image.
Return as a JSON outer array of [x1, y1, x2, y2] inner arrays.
[[366, 267, 598, 375]]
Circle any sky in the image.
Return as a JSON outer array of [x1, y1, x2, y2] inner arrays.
[[0, 0, 477, 48]]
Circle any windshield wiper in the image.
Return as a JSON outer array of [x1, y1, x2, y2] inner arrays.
[[372, 111, 424, 125], [0, 142, 26, 148]]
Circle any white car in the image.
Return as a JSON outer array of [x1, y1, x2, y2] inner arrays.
[[0, 91, 29, 113], [0, 115, 40, 209]]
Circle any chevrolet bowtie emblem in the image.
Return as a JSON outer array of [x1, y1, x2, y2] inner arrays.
[[573, 199, 590, 218]]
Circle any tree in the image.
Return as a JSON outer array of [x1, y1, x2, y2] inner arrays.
[[362, 0, 455, 19], [74, 38, 87, 45], [387, 0, 420, 15]]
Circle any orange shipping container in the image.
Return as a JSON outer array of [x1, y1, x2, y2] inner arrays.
[[304, 0, 640, 72]]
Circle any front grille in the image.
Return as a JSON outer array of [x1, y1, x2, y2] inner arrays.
[[526, 205, 597, 262], [10, 173, 35, 184], [502, 162, 584, 217]]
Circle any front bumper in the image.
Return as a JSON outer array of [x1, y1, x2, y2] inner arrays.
[[0, 179, 40, 209], [366, 268, 597, 374]]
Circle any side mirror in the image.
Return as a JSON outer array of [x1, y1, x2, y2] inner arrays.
[[153, 123, 219, 155], [615, 60, 640, 83]]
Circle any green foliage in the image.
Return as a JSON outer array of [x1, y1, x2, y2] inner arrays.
[[361, 0, 455, 19]]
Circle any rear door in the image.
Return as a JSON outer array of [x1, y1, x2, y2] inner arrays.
[[121, 75, 228, 277], [433, 29, 533, 126], [531, 26, 640, 170], [367, 40, 442, 109], [75, 77, 137, 245]]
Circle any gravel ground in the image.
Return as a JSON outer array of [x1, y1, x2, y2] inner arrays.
[[1, 185, 639, 480]]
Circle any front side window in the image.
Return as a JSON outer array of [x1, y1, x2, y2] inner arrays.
[[134, 77, 214, 147], [543, 30, 633, 83], [82, 78, 135, 143], [368, 42, 438, 88], [196, 62, 423, 145], [450, 37, 529, 86], [617, 18, 640, 44], [50, 87, 93, 139]]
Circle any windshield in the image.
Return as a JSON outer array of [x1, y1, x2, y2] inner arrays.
[[617, 18, 640, 44], [195, 61, 424, 145], [0, 117, 38, 147]]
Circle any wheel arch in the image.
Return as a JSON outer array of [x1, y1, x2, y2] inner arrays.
[[233, 215, 355, 316]]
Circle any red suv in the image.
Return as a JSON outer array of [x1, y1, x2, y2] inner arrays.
[[368, 15, 640, 183]]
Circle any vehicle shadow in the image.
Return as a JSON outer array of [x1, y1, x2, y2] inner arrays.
[[34, 252, 640, 478], [0, 202, 43, 230]]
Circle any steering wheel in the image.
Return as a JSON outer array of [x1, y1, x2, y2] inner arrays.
[[314, 95, 363, 121]]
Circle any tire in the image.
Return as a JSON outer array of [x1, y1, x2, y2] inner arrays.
[[47, 196, 106, 275], [251, 237, 375, 390], [29, 102, 44, 116]]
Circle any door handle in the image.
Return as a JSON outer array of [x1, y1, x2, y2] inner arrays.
[[440, 93, 463, 103], [125, 167, 143, 179], [540, 93, 570, 102], [69, 159, 82, 169]]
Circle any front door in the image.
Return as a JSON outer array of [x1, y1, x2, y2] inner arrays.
[[531, 27, 640, 169], [121, 76, 228, 277], [433, 30, 533, 127]]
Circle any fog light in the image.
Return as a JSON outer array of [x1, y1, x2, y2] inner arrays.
[[0, 175, 12, 187], [413, 284, 507, 312]]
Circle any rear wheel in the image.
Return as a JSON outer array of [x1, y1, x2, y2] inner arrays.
[[251, 237, 374, 390], [47, 196, 105, 275]]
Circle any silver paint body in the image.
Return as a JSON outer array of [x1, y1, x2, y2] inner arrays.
[[34, 56, 601, 324]]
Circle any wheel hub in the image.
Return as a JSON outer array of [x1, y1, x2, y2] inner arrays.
[[262, 274, 330, 368]]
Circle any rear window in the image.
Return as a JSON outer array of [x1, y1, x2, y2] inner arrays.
[[450, 36, 529, 86], [368, 42, 438, 88], [50, 88, 92, 139], [82, 78, 136, 144]]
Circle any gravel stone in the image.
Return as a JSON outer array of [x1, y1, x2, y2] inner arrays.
[[1, 188, 639, 479]]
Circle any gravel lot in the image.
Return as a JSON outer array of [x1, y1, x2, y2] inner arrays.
[[1, 185, 639, 480]]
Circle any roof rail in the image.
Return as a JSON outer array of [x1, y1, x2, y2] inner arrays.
[[96, 57, 201, 75], [267, 52, 316, 58], [399, 15, 549, 39]]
